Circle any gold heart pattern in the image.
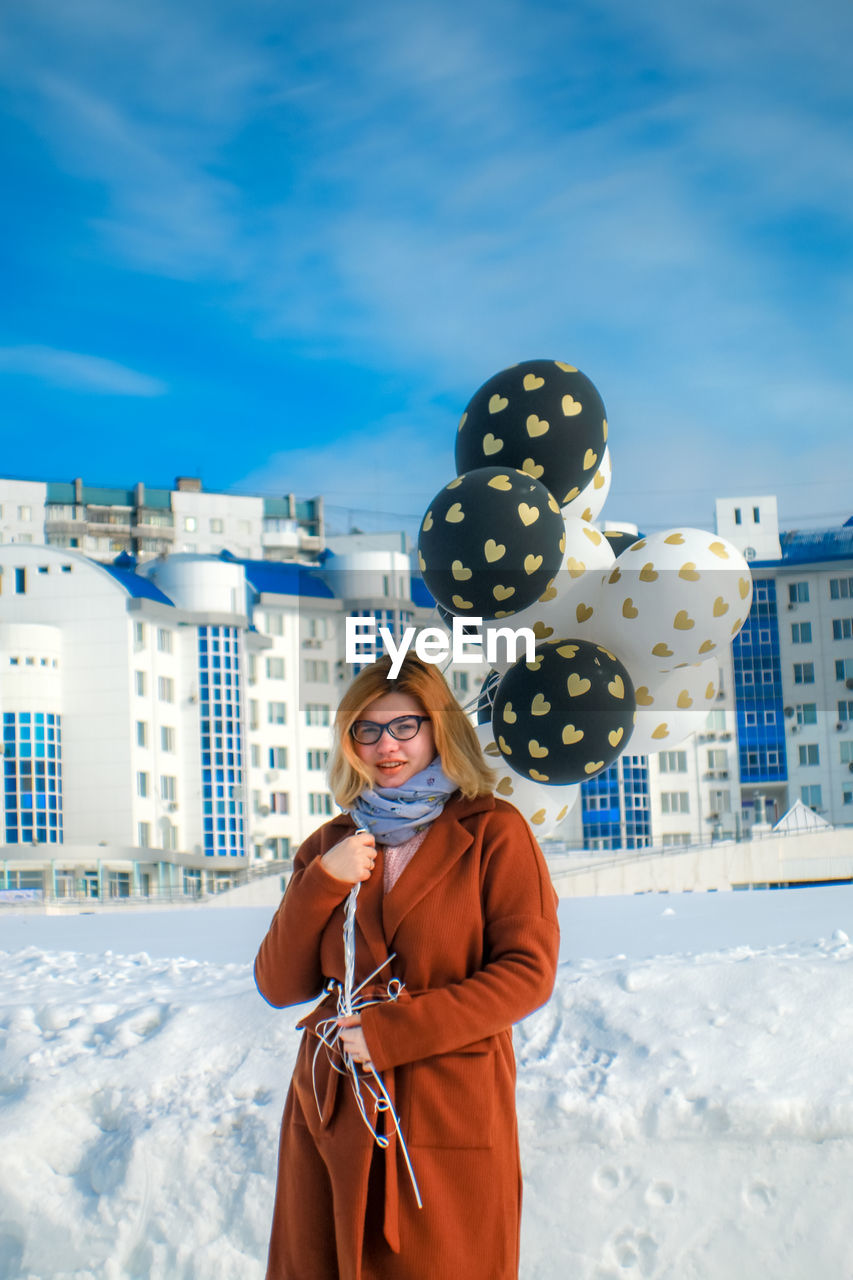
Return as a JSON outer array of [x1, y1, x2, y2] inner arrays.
[[458, 412, 467, 432], [639, 563, 658, 583], [664, 533, 684, 545], [623, 598, 639, 619], [496, 776, 514, 796], [555, 361, 577, 372], [652, 642, 674, 658], [576, 603, 593, 623], [679, 562, 700, 581], [518, 503, 539, 526], [608, 674, 625, 699], [422, 511, 433, 532], [487, 474, 512, 490], [582, 527, 603, 545], [738, 577, 751, 599], [452, 594, 473, 610], [651, 724, 669, 739], [699, 639, 716, 654], [451, 560, 472, 580], [482, 432, 503, 456], [538, 584, 558, 603], [531, 693, 551, 716], [530, 769, 550, 782], [529, 809, 547, 826], [484, 538, 506, 562], [498, 735, 512, 754], [493, 584, 515, 601], [523, 373, 545, 390], [524, 554, 543, 574], [635, 686, 654, 706], [489, 394, 508, 414], [567, 557, 585, 579], [532, 621, 555, 640], [447, 477, 463, 489], [584, 761, 604, 775], [708, 541, 729, 559], [713, 596, 729, 617], [562, 395, 582, 417], [502, 703, 517, 724], [583, 448, 598, 470], [567, 673, 591, 697], [562, 486, 580, 504], [673, 610, 694, 630], [562, 724, 584, 744], [445, 503, 464, 523], [522, 458, 544, 479], [526, 414, 549, 438], [556, 643, 579, 658], [676, 690, 693, 709], [529, 740, 549, 758], [608, 728, 624, 747], [608, 566, 621, 584]]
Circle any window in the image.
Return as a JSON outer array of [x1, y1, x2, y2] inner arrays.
[[659, 751, 687, 773], [15, 568, 26, 594], [138, 822, 151, 848], [662, 833, 691, 847], [706, 710, 726, 730], [788, 582, 809, 604], [304, 659, 330, 683], [707, 749, 727, 770], [309, 792, 333, 816], [836, 659, 853, 682], [265, 613, 284, 636], [661, 792, 690, 814], [798, 744, 820, 766], [249, 700, 260, 731], [307, 749, 329, 771], [135, 671, 146, 696], [271, 792, 289, 814], [157, 628, 172, 653], [830, 577, 853, 600], [161, 726, 175, 752], [838, 701, 853, 723], [250, 744, 261, 768], [137, 771, 149, 798], [766, 750, 780, 768], [796, 703, 818, 725], [801, 784, 822, 809], [136, 721, 148, 748], [158, 676, 174, 702], [161, 775, 177, 802], [266, 657, 286, 680], [734, 508, 742, 525], [18, 505, 31, 521], [708, 791, 731, 812], [252, 790, 264, 815], [184, 516, 197, 532], [844, 790, 853, 807], [791, 622, 812, 644], [744, 710, 757, 727], [841, 742, 853, 765], [307, 617, 328, 640], [210, 518, 224, 534], [162, 822, 178, 851], [268, 702, 287, 725], [794, 663, 815, 684], [832, 619, 853, 641], [267, 837, 291, 859], [134, 621, 146, 648], [269, 746, 288, 769], [764, 710, 776, 725], [305, 703, 330, 726], [753, 506, 760, 523]]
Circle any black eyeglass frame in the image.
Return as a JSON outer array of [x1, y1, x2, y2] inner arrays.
[[349, 715, 432, 745]]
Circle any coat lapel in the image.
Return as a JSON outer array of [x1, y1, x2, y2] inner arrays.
[[382, 793, 494, 944]]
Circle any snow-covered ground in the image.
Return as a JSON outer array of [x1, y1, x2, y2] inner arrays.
[[3, 885, 853, 1279]]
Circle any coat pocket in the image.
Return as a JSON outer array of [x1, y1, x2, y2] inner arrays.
[[406, 1044, 496, 1149]]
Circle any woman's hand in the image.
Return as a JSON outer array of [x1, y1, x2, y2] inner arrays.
[[320, 831, 377, 885], [337, 1015, 374, 1070]]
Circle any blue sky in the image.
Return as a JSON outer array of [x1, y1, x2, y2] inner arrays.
[[1, 0, 851, 538]]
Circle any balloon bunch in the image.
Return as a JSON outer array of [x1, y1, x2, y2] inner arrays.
[[418, 360, 753, 836]]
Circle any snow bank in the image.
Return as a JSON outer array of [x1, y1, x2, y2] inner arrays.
[[2, 894, 853, 1278]]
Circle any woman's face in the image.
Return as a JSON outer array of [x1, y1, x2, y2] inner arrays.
[[351, 691, 436, 789]]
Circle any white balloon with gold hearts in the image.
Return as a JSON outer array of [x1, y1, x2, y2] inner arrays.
[[473, 722, 580, 837], [561, 446, 612, 521], [586, 528, 753, 673], [627, 658, 721, 755], [480, 513, 615, 671]]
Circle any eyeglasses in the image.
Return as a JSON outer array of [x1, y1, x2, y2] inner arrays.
[[350, 715, 431, 745]]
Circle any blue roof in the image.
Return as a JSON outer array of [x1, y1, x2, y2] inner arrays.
[[236, 557, 335, 599], [410, 575, 436, 608], [752, 526, 853, 568], [100, 564, 175, 605]]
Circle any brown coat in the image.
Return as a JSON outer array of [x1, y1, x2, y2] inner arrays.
[[254, 792, 560, 1280]]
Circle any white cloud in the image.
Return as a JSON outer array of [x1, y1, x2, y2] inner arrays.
[[0, 346, 167, 396]]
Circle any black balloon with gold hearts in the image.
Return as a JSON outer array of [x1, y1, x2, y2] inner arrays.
[[455, 359, 608, 508], [491, 638, 636, 785], [602, 528, 645, 556], [418, 466, 565, 620]]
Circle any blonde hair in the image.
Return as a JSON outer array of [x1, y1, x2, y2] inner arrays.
[[328, 655, 495, 808]]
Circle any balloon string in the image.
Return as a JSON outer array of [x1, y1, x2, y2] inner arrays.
[[312, 878, 422, 1209]]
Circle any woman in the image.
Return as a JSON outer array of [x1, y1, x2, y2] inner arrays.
[[255, 653, 560, 1280]]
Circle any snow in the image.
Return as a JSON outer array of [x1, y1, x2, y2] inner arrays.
[[3, 886, 853, 1279]]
